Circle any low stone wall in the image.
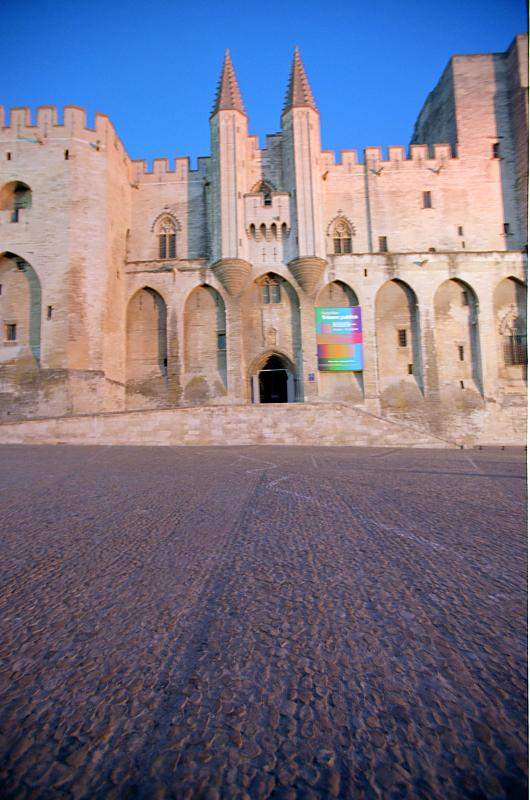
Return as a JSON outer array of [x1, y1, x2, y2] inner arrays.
[[0, 402, 459, 447]]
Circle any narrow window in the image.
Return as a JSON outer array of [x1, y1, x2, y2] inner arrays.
[[458, 345, 464, 361], [398, 329, 407, 348], [47, 305, 53, 320], [217, 332, 226, 351], [364, 269, 368, 277], [5, 323, 17, 341], [457, 225, 464, 236], [492, 142, 500, 158], [262, 284, 270, 304], [462, 241, 466, 248], [157, 217, 177, 259], [271, 282, 281, 304], [407, 363, 413, 375], [64, 150, 69, 160], [503, 222, 511, 235], [459, 380, 465, 389], [423, 191, 432, 209], [6, 152, 11, 161], [333, 220, 352, 254], [504, 332, 527, 366], [0, 284, 2, 295], [379, 236, 388, 253]]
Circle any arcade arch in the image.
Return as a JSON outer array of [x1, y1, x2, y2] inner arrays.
[[183, 285, 227, 402], [315, 280, 363, 402], [433, 278, 482, 395], [375, 279, 423, 394], [0, 252, 41, 365], [126, 287, 167, 391], [493, 277, 527, 381]]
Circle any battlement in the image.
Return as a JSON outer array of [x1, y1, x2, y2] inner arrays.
[[0, 104, 128, 159], [130, 157, 191, 184], [321, 143, 457, 172]]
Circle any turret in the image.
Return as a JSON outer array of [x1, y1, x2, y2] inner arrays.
[[209, 50, 251, 295], [281, 48, 326, 295]]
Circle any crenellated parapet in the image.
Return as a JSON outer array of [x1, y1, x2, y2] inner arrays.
[[321, 143, 457, 175], [0, 105, 129, 160], [130, 157, 192, 185]]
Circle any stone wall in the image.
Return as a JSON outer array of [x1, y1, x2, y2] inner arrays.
[[0, 36, 527, 443]]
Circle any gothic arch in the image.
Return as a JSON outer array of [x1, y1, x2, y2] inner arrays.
[[248, 348, 296, 376], [433, 278, 482, 395], [326, 216, 355, 255], [493, 276, 527, 380], [252, 271, 301, 306], [325, 214, 355, 237], [242, 272, 302, 401], [126, 287, 168, 393], [0, 251, 41, 364], [375, 279, 423, 395], [315, 279, 364, 402], [316, 280, 359, 307], [0, 182, 32, 222], [250, 179, 276, 194], [248, 350, 297, 404], [183, 284, 227, 402], [150, 212, 182, 233]]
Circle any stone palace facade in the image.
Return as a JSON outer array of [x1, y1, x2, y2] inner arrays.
[[0, 36, 527, 442]]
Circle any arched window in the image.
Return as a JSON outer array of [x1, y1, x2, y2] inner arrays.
[[333, 220, 352, 254], [0, 182, 32, 223], [260, 275, 282, 305], [157, 216, 177, 259]]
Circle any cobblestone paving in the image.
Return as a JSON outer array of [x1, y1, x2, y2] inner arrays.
[[0, 445, 527, 799]]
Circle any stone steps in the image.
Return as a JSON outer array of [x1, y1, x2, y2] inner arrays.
[[0, 402, 455, 447]]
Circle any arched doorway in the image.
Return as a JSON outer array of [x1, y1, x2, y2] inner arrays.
[[251, 352, 296, 403]]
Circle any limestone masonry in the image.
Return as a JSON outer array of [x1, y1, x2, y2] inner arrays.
[[0, 37, 527, 444]]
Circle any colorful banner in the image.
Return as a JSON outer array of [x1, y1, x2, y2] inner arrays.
[[315, 306, 363, 371]]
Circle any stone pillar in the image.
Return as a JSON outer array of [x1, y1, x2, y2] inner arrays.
[[209, 258, 251, 404], [359, 300, 380, 413], [226, 297, 246, 402], [475, 284, 499, 400], [298, 297, 319, 401], [416, 302, 440, 403]]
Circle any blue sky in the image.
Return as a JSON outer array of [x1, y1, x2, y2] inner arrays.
[[4, 0, 526, 167]]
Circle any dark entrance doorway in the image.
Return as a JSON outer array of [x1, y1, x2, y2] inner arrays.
[[258, 355, 289, 403]]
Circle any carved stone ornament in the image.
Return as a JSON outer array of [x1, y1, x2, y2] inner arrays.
[[288, 256, 327, 297], [266, 326, 278, 347], [210, 258, 252, 297]]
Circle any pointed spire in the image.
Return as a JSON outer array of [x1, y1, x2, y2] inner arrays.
[[282, 47, 317, 115], [211, 50, 246, 117]]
